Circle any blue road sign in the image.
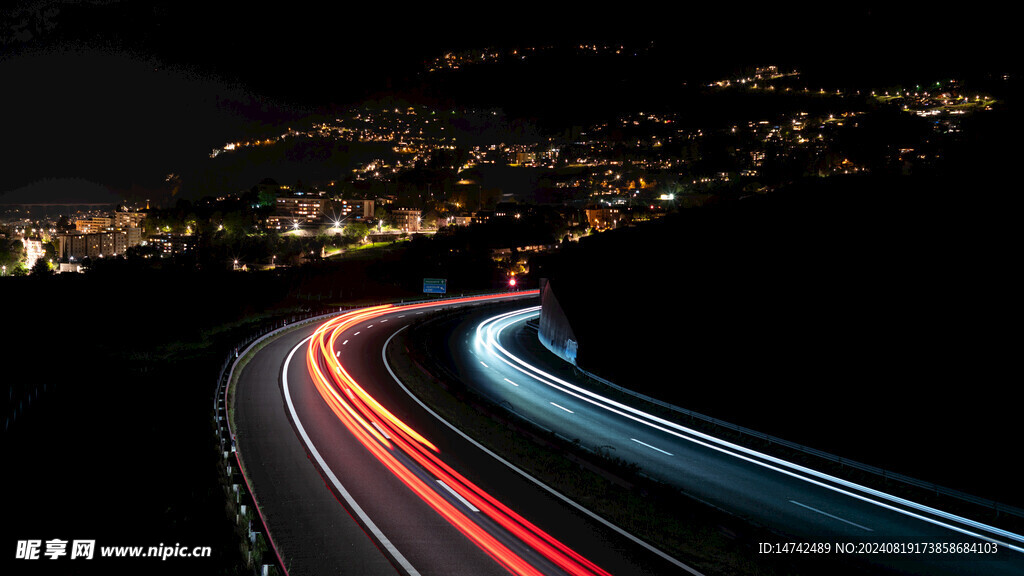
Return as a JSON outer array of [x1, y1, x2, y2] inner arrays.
[[423, 278, 446, 294]]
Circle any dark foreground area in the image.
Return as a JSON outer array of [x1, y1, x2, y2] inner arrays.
[[4, 349, 239, 574], [1, 260, 423, 575], [2, 270, 289, 574]]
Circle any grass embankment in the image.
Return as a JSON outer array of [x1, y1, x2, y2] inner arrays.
[[328, 239, 410, 260]]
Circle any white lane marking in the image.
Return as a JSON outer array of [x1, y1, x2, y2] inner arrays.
[[382, 325, 706, 575], [479, 309, 1024, 554], [283, 337, 421, 576], [630, 438, 673, 456], [790, 500, 874, 532], [354, 331, 361, 336], [437, 480, 479, 512], [550, 402, 574, 414], [342, 340, 349, 345], [335, 350, 341, 357], [503, 378, 519, 387], [367, 324, 374, 328], [479, 361, 488, 368]]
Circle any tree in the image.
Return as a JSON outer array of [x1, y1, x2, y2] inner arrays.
[[256, 187, 277, 208], [1, 238, 23, 270], [30, 258, 52, 277], [343, 222, 369, 244]]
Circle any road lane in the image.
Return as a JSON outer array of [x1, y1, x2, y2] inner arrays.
[[232, 323, 401, 575], [324, 297, 691, 575], [440, 305, 1024, 576], [234, 294, 686, 576]]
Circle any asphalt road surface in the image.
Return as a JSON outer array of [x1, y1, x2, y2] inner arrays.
[[440, 304, 1024, 576], [232, 293, 690, 576]]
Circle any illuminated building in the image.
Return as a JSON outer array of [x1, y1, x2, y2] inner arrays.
[[334, 198, 375, 220], [147, 233, 195, 257], [57, 228, 140, 261], [584, 207, 624, 230], [74, 217, 113, 234], [267, 195, 326, 230], [391, 208, 421, 232], [114, 211, 146, 229], [24, 238, 45, 270]]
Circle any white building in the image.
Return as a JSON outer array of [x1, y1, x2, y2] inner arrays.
[[24, 238, 45, 270]]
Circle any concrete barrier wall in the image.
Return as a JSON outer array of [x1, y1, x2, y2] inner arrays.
[[537, 279, 579, 366]]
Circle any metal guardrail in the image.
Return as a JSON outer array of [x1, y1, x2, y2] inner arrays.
[[214, 306, 341, 576], [211, 291, 538, 575], [214, 292, 523, 436]]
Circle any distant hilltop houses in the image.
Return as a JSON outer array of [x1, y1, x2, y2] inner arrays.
[[2, 56, 1003, 276]]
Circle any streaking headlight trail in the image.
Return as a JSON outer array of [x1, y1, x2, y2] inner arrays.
[[305, 293, 615, 576], [472, 307, 1024, 556]]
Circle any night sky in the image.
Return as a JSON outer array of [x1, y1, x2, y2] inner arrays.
[[0, 2, 1016, 205]]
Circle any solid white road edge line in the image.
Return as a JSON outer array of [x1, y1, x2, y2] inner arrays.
[[383, 324, 706, 576], [483, 309, 1024, 554], [283, 335, 421, 576]]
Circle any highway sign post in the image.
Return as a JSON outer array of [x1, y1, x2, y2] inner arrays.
[[423, 278, 446, 294]]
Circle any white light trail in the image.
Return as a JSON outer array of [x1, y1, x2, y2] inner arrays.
[[472, 307, 1024, 555]]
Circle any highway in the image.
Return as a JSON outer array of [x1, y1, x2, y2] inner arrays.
[[231, 292, 686, 576], [439, 304, 1024, 576]]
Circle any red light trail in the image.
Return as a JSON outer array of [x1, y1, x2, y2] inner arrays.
[[304, 293, 612, 576]]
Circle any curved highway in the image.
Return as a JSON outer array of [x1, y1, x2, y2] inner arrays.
[[231, 293, 687, 576], [444, 305, 1024, 576]]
